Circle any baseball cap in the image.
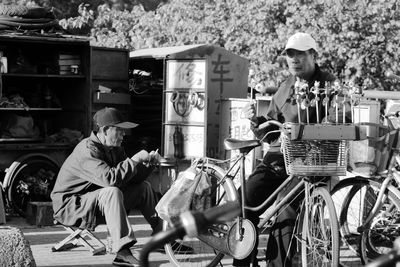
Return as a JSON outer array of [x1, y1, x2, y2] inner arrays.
[[283, 32, 318, 54], [93, 107, 139, 129]]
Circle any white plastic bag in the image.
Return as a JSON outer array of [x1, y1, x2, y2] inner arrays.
[[155, 165, 211, 224]]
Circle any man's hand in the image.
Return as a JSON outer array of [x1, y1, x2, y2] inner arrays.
[[131, 150, 150, 163], [325, 105, 342, 123], [131, 149, 162, 167], [324, 97, 350, 123], [242, 101, 258, 124], [148, 149, 162, 166]]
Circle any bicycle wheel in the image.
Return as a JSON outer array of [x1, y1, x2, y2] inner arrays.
[[163, 163, 240, 267], [330, 177, 367, 257], [332, 177, 400, 263], [301, 186, 340, 267], [337, 177, 400, 264]]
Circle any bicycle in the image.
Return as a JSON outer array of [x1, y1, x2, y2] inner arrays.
[[161, 120, 364, 267], [330, 111, 400, 266]]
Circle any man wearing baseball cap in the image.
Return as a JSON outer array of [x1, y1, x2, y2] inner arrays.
[[282, 32, 320, 81], [237, 33, 340, 266], [51, 107, 192, 266]]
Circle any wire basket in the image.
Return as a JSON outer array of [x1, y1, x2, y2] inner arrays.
[[282, 134, 349, 176]]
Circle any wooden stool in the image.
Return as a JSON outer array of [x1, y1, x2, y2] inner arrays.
[[52, 222, 106, 255]]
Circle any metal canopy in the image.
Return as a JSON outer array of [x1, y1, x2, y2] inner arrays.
[[129, 44, 224, 59]]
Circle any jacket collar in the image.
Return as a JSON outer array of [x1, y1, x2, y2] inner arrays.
[[89, 131, 113, 153], [274, 64, 323, 110]]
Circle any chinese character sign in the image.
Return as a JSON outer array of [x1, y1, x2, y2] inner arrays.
[[210, 54, 234, 95], [167, 60, 206, 89], [228, 105, 253, 140]]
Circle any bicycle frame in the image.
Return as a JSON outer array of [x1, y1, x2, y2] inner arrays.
[[207, 147, 330, 250], [253, 175, 305, 228]]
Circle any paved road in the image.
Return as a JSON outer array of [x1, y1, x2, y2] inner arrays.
[[9, 212, 170, 267], [7, 211, 363, 267]]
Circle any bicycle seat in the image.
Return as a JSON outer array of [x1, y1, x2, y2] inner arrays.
[[224, 138, 261, 153]]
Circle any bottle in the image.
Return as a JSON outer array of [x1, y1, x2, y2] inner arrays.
[[173, 125, 184, 159]]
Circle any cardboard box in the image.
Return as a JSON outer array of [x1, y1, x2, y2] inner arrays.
[[26, 202, 54, 226]]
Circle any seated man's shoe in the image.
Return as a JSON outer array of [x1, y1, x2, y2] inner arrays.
[[154, 241, 194, 254], [112, 248, 139, 267]]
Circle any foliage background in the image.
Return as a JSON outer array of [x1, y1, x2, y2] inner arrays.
[[9, 0, 400, 91]]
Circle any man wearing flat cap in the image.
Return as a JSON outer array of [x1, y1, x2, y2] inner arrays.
[[51, 107, 191, 267], [236, 33, 340, 266]]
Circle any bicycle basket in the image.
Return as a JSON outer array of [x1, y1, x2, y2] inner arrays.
[[282, 134, 348, 176]]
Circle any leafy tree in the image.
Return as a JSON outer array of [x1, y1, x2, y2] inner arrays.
[[4, 0, 400, 91], [2, 0, 144, 18]]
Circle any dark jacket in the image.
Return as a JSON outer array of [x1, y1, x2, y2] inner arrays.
[[252, 64, 337, 153], [51, 131, 151, 230]]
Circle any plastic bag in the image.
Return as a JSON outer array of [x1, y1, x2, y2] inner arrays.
[[155, 165, 211, 224], [349, 123, 391, 177]]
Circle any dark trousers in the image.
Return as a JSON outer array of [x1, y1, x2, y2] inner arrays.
[[233, 152, 299, 267], [122, 180, 162, 233]]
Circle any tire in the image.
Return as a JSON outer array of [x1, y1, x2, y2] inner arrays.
[[0, 5, 30, 17], [0, 15, 54, 23], [335, 177, 400, 264], [0, 5, 54, 18], [6, 155, 59, 217], [330, 177, 367, 257], [301, 186, 340, 267], [163, 163, 239, 267], [0, 19, 59, 30]]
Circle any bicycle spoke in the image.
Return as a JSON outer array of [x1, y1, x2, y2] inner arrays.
[[302, 187, 339, 267]]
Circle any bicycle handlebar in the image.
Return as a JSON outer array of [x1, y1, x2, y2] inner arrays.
[[258, 120, 284, 131], [139, 201, 240, 267], [363, 90, 400, 100], [384, 110, 400, 118], [139, 224, 186, 267]]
